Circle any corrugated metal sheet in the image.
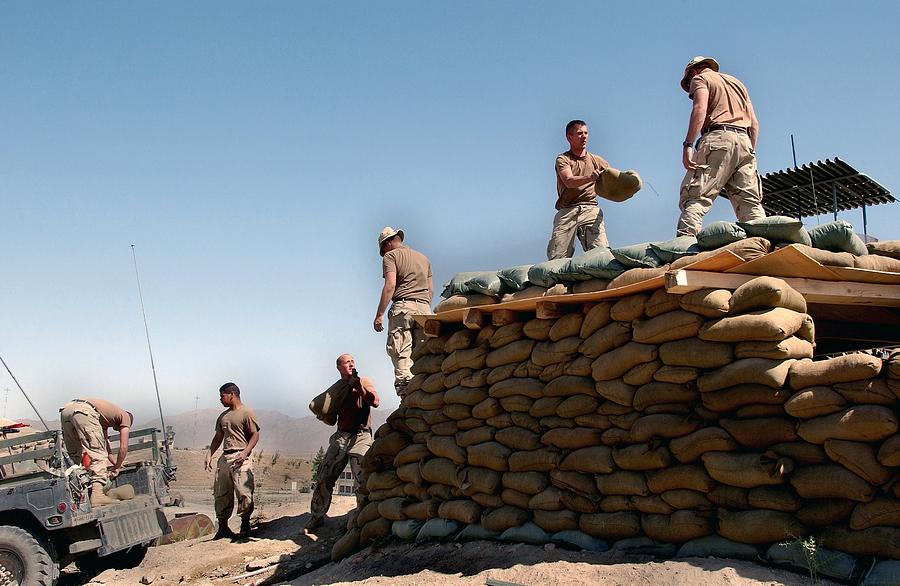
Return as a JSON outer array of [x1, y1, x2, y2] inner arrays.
[[760, 157, 895, 217]]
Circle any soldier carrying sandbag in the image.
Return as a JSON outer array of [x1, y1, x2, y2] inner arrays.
[[304, 354, 379, 536]]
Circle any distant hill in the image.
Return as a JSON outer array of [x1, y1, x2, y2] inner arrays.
[[18, 408, 388, 458]]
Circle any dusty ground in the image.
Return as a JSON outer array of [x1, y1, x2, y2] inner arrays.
[[61, 491, 838, 586]]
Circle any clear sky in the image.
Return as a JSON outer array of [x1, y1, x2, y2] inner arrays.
[[2, 1, 898, 424]]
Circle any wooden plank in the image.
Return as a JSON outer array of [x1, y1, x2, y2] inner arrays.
[[462, 308, 484, 330], [725, 245, 844, 281], [536, 301, 564, 319], [423, 319, 442, 338], [491, 309, 519, 326], [825, 266, 900, 285], [667, 269, 900, 307]]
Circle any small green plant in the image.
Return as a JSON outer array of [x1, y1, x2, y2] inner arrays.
[[311, 446, 325, 483]]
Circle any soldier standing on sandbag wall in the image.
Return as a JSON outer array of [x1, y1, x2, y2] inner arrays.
[[59, 398, 133, 507], [676, 56, 766, 237], [204, 382, 260, 540], [547, 120, 611, 260], [303, 354, 379, 536], [373, 226, 433, 397]]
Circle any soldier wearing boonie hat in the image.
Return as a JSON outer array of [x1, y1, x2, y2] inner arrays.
[[676, 56, 766, 237], [373, 226, 433, 396]]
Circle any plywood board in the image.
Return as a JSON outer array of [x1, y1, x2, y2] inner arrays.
[[725, 245, 844, 281], [824, 266, 900, 285]]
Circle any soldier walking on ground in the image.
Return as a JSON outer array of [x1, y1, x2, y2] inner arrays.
[[59, 397, 133, 507], [304, 354, 379, 536], [373, 226, 433, 396], [204, 382, 260, 540], [676, 55, 766, 236]]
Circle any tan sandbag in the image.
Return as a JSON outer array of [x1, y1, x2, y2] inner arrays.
[[443, 386, 487, 407], [633, 382, 696, 411], [499, 395, 533, 413], [563, 492, 598, 515], [699, 308, 806, 342], [565, 356, 596, 377], [624, 360, 662, 386], [718, 509, 804, 545], [106, 484, 135, 501], [580, 302, 613, 338], [608, 266, 668, 289], [572, 279, 610, 294], [834, 379, 895, 406], [490, 322, 525, 348], [850, 499, 900, 530], [308, 378, 352, 421], [599, 496, 633, 512], [366, 470, 402, 492], [819, 526, 900, 558], [466, 442, 511, 471], [456, 466, 501, 496], [698, 358, 794, 392], [456, 426, 494, 448], [612, 443, 671, 470], [359, 516, 392, 546], [331, 526, 361, 561], [458, 417, 482, 431], [671, 237, 771, 270], [481, 506, 530, 532], [559, 446, 615, 474], [645, 289, 683, 318], [420, 458, 459, 486], [529, 486, 563, 510], [550, 469, 598, 498], [533, 509, 579, 533], [541, 427, 603, 449], [647, 465, 716, 493], [473, 493, 505, 508], [485, 339, 536, 368], [670, 427, 738, 463], [438, 499, 481, 524], [394, 443, 431, 467], [796, 500, 855, 527], [441, 347, 487, 375], [432, 420, 458, 436], [420, 372, 445, 394], [877, 434, 900, 466], [630, 414, 700, 442], [549, 313, 584, 341], [529, 396, 563, 418], [632, 495, 674, 514], [578, 321, 632, 358], [539, 361, 567, 383], [523, 318, 554, 340], [489, 377, 544, 399], [855, 254, 900, 272], [469, 398, 500, 420], [747, 486, 800, 512], [406, 374, 428, 395], [426, 436, 467, 465], [435, 294, 496, 313], [790, 464, 874, 501], [797, 405, 898, 444], [789, 353, 883, 390], [867, 239, 900, 260], [445, 368, 474, 388], [426, 484, 455, 500], [556, 395, 599, 418], [719, 418, 797, 449], [579, 512, 642, 539], [660, 489, 711, 510], [784, 386, 846, 418], [609, 411, 639, 430], [445, 330, 476, 353], [594, 470, 649, 496], [768, 441, 827, 464], [495, 427, 541, 451], [679, 288, 732, 318], [502, 471, 549, 495], [708, 486, 749, 509], [486, 413, 513, 429], [633, 311, 704, 345], [501, 286, 548, 303], [701, 384, 789, 413], [735, 337, 814, 360], [610, 294, 649, 322], [601, 428, 632, 446], [658, 338, 733, 369], [532, 337, 581, 367], [642, 510, 713, 543], [412, 353, 446, 375], [509, 448, 560, 472], [592, 342, 658, 381], [652, 365, 698, 384], [701, 451, 792, 488], [543, 375, 595, 397], [824, 439, 891, 485], [377, 497, 408, 521], [591, 379, 633, 407], [461, 368, 490, 388], [790, 243, 856, 267], [728, 276, 807, 315], [575, 413, 612, 429], [396, 462, 423, 485]]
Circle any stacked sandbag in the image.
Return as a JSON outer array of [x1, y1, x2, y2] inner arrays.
[[335, 275, 900, 566]]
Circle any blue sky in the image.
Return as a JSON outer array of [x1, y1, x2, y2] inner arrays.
[[2, 2, 898, 424]]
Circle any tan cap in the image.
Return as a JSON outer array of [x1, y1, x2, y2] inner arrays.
[[681, 56, 719, 92], [595, 168, 642, 202], [378, 226, 404, 255]]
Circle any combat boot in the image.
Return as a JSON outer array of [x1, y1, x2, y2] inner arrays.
[[238, 515, 252, 538], [212, 519, 235, 540], [89, 482, 118, 507]]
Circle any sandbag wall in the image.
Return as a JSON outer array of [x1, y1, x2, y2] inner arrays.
[[335, 276, 900, 563]]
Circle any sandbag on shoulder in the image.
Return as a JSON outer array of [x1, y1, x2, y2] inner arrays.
[[728, 276, 807, 314]]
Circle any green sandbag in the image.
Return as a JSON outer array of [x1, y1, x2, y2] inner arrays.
[[766, 542, 857, 582], [391, 519, 424, 541], [499, 522, 551, 545], [442, 271, 498, 298], [415, 518, 461, 541], [863, 560, 900, 586], [675, 535, 759, 560], [528, 259, 570, 288], [551, 530, 609, 552], [808, 220, 868, 256], [558, 247, 625, 282], [456, 523, 500, 542], [497, 265, 533, 292], [465, 272, 504, 296], [651, 237, 701, 263], [738, 216, 812, 246], [611, 243, 662, 268], [610, 537, 677, 557], [698, 221, 747, 250]]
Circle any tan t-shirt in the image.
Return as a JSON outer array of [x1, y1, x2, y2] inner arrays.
[[215, 405, 261, 452], [555, 151, 609, 210], [83, 397, 132, 431], [689, 70, 754, 131], [383, 245, 432, 304]]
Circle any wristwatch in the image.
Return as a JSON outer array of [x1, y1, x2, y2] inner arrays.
[[682, 141, 693, 148]]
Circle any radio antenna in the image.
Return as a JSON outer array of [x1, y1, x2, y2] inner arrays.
[[0, 354, 49, 431]]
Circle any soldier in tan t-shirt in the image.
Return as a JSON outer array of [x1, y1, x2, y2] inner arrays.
[[205, 382, 260, 539], [547, 120, 612, 260], [373, 226, 433, 396], [676, 56, 766, 236], [60, 397, 134, 506]]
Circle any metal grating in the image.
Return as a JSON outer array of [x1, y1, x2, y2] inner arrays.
[[760, 157, 895, 218]]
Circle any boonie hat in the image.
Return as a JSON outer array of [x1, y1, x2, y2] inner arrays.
[[378, 226, 404, 255], [596, 168, 643, 203], [681, 55, 720, 92]]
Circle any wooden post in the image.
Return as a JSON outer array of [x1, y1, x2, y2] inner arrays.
[[423, 319, 442, 338], [536, 301, 564, 319], [462, 308, 484, 330], [491, 309, 519, 326]]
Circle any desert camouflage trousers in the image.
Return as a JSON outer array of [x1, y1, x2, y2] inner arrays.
[[386, 299, 430, 395], [214, 451, 255, 522], [547, 204, 609, 260], [308, 429, 373, 524], [60, 401, 109, 484]]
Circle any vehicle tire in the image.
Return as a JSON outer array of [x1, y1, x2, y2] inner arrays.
[[0, 525, 58, 586], [74, 543, 148, 574]]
